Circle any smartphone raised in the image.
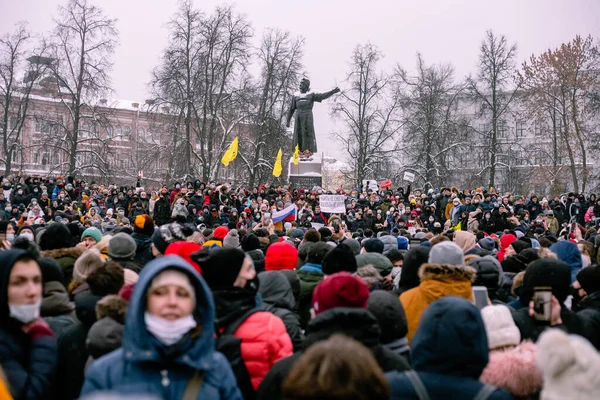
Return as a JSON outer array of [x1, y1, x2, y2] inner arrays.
[[472, 286, 489, 310], [532, 287, 552, 322]]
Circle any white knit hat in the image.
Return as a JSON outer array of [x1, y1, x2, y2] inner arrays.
[[481, 305, 521, 350], [148, 269, 195, 305], [536, 329, 600, 400]]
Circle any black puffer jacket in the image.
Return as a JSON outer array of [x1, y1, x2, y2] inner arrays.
[[256, 308, 410, 400], [258, 271, 304, 351], [56, 291, 102, 399], [575, 290, 600, 350]]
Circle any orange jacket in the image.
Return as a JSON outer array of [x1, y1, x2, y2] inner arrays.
[[233, 311, 293, 391], [400, 263, 476, 343]]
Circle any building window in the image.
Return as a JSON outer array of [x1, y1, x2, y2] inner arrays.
[[53, 153, 60, 166], [122, 126, 131, 141], [137, 127, 145, 139], [516, 120, 525, 137], [498, 120, 508, 137], [41, 152, 49, 167], [35, 120, 42, 133], [534, 121, 542, 136], [106, 126, 113, 138], [114, 125, 122, 140]]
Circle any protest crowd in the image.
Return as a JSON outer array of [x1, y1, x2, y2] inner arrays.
[[1, 173, 600, 400]]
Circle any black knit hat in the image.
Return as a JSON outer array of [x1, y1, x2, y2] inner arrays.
[[522, 259, 571, 303], [39, 257, 65, 285], [241, 233, 261, 251], [322, 243, 358, 275], [39, 223, 72, 251], [577, 265, 600, 295], [192, 248, 246, 289], [511, 240, 530, 255]]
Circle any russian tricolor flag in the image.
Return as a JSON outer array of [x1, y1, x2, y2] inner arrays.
[[272, 204, 297, 224]]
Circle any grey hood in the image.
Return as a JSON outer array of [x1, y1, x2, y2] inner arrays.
[[258, 271, 295, 310]]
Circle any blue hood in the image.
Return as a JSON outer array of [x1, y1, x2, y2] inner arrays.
[[550, 241, 582, 282], [411, 296, 489, 379], [122, 255, 215, 370]]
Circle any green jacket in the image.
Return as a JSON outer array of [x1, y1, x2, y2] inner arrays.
[[297, 266, 324, 330]]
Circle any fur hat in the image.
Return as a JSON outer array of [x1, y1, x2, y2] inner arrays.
[[536, 329, 600, 400], [73, 248, 105, 284], [429, 241, 465, 266], [108, 233, 137, 260], [322, 243, 357, 275], [95, 294, 128, 324], [39, 223, 72, 250], [481, 305, 521, 350], [133, 214, 155, 236]]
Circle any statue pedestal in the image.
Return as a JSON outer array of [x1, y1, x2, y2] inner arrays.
[[288, 154, 322, 188]]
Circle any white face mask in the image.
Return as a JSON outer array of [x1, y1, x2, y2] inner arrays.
[[9, 301, 41, 324], [6, 233, 15, 241], [144, 312, 197, 346], [20, 232, 34, 241], [391, 266, 402, 278]]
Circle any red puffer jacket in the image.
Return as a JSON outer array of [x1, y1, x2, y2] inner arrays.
[[233, 311, 293, 391]]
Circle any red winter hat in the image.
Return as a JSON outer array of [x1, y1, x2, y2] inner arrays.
[[265, 242, 298, 271], [312, 272, 370, 315], [164, 241, 203, 273], [213, 226, 229, 240], [500, 233, 517, 251]]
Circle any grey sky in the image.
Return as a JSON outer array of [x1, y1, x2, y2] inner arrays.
[[3, 0, 599, 161]]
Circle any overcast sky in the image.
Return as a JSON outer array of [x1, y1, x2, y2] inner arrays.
[[3, 0, 599, 160]]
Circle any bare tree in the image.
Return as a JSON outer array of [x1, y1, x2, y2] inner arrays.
[[520, 35, 600, 193], [41, 0, 118, 178], [467, 30, 521, 188], [0, 23, 47, 175], [331, 43, 402, 187], [150, 3, 252, 182], [237, 29, 304, 187], [397, 53, 467, 188]]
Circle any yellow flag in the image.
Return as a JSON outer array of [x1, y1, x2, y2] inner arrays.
[[221, 136, 239, 166], [293, 144, 299, 165], [273, 148, 283, 177]]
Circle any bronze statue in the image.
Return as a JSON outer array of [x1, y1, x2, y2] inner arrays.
[[286, 78, 340, 158]]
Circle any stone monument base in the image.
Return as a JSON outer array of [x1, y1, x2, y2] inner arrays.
[[288, 154, 322, 188]]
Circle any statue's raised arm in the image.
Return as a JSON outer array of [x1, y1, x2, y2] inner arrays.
[[286, 78, 340, 157]]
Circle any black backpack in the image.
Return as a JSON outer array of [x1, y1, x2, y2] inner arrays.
[[216, 308, 260, 400]]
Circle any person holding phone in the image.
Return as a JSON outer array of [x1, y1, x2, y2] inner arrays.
[[510, 259, 587, 342]]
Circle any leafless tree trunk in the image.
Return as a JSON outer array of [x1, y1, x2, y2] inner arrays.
[[238, 29, 303, 188], [397, 53, 467, 188], [332, 43, 402, 187], [45, 0, 118, 178], [467, 30, 520, 189], [0, 23, 46, 175]]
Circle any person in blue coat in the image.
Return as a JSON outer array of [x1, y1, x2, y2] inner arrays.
[[80, 255, 242, 400], [386, 296, 514, 400]]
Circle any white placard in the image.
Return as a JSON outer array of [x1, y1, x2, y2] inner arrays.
[[319, 195, 346, 213], [403, 171, 415, 182], [362, 180, 379, 192]]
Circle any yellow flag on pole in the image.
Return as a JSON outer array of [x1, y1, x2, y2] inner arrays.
[[293, 144, 299, 165], [221, 136, 239, 166], [273, 148, 283, 177]]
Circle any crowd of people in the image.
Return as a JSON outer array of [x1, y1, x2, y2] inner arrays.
[[1, 174, 600, 400]]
